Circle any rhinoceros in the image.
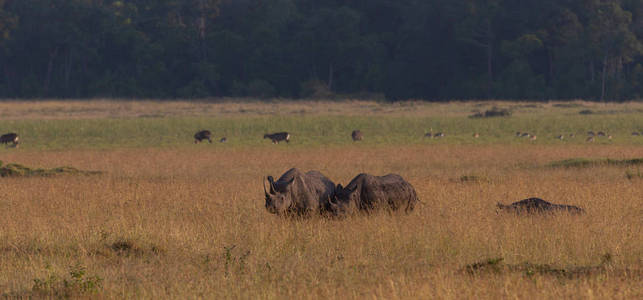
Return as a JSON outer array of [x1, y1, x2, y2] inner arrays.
[[329, 173, 418, 215], [497, 198, 584, 215], [263, 168, 335, 216]]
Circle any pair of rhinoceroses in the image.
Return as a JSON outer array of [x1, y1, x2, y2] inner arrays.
[[263, 168, 418, 217], [263, 168, 586, 217]]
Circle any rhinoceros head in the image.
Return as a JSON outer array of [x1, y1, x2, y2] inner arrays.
[[329, 184, 358, 215], [264, 176, 295, 215]]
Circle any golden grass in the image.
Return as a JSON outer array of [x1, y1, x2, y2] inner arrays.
[[0, 144, 641, 298]]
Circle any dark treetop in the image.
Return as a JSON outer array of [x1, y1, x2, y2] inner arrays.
[[0, 0, 641, 101]]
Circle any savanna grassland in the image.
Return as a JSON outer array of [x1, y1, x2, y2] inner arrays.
[[0, 100, 641, 299]]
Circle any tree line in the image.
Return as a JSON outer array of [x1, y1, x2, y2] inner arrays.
[[0, 0, 641, 101]]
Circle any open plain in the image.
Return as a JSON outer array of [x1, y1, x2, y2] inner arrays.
[[0, 100, 641, 298]]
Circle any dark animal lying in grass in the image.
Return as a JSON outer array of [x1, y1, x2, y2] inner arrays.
[[0, 133, 19, 148], [264, 168, 336, 216], [497, 198, 584, 215], [194, 130, 212, 143], [329, 173, 418, 215], [264, 132, 290, 144]]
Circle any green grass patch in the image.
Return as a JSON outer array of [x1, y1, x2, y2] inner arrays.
[[0, 111, 642, 150], [0, 163, 103, 177], [548, 158, 643, 168], [464, 254, 620, 279], [625, 168, 643, 180]]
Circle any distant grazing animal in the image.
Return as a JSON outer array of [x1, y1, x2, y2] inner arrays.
[[586, 136, 595, 142], [351, 130, 363, 141], [264, 168, 335, 216], [329, 173, 418, 215], [569, 133, 575, 138], [0, 133, 19, 148], [632, 132, 640, 136], [219, 137, 227, 143], [608, 135, 612, 140], [521, 132, 530, 138], [424, 132, 432, 138], [264, 132, 290, 144], [194, 130, 212, 143], [556, 135, 564, 140], [587, 131, 595, 136], [597, 131, 606, 137], [473, 133, 480, 138], [530, 135, 537, 141], [434, 132, 445, 138], [497, 197, 584, 215], [515, 131, 521, 137]]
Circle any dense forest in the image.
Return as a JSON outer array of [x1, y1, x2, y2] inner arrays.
[[0, 0, 641, 101]]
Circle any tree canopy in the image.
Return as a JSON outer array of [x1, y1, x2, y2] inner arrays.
[[0, 0, 641, 101]]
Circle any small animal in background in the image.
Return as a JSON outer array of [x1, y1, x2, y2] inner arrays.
[[569, 133, 575, 138], [521, 132, 530, 138], [0, 133, 19, 148], [530, 135, 537, 141], [434, 132, 445, 138], [586, 136, 595, 143], [264, 132, 290, 144], [351, 130, 363, 141], [556, 135, 564, 140], [631, 132, 640, 136], [587, 131, 595, 136], [219, 137, 227, 143], [515, 131, 522, 137], [497, 197, 584, 215], [607, 135, 612, 140], [473, 133, 480, 138], [194, 130, 212, 143], [597, 131, 606, 137], [424, 132, 432, 138]]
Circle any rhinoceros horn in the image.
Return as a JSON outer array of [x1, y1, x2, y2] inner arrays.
[[267, 176, 276, 194], [263, 177, 270, 197]]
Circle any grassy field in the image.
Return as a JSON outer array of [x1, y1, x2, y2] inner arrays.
[[0, 100, 641, 298]]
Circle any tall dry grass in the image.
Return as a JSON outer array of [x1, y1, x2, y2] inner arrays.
[[0, 144, 641, 298]]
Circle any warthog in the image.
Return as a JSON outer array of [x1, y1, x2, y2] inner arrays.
[[329, 173, 418, 215], [351, 130, 363, 141], [194, 130, 212, 143], [497, 198, 584, 215], [264, 168, 335, 216], [0, 133, 19, 147], [264, 132, 290, 144]]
